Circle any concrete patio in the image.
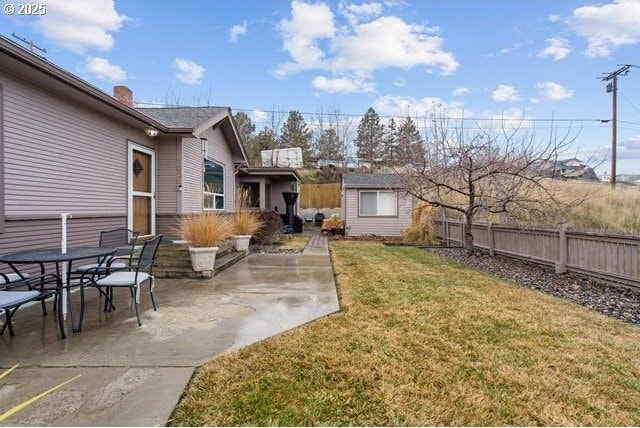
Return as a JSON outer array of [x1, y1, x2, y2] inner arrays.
[[0, 246, 339, 426]]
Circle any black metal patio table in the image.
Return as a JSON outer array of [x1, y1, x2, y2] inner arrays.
[[0, 247, 116, 339]]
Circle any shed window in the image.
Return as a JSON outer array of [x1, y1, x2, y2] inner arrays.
[[204, 159, 224, 210], [359, 191, 397, 216]]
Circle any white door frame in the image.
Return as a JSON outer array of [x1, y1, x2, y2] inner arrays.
[[127, 141, 156, 236]]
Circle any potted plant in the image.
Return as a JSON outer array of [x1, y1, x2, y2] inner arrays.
[[181, 212, 233, 275], [232, 189, 264, 251], [330, 213, 344, 236]]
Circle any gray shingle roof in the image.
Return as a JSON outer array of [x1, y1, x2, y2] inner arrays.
[[342, 173, 405, 188], [136, 107, 227, 128]]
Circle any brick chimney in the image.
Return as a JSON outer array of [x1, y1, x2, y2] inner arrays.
[[113, 86, 133, 107]]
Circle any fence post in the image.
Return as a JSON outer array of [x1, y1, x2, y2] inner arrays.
[[442, 214, 448, 245], [556, 222, 567, 274], [487, 221, 495, 256], [460, 219, 465, 247]]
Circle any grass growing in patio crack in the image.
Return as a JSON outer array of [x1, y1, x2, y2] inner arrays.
[[169, 241, 640, 426]]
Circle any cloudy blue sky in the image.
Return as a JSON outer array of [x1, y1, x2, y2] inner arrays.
[[2, 0, 640, 174]]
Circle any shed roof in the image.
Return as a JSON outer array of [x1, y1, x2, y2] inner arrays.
[[342, 173, 405, 188], [137, 107, 228, 128]]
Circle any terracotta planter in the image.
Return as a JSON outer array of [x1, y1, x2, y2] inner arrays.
[[188, 246, 219, 273], [232, 235, 251, 252]]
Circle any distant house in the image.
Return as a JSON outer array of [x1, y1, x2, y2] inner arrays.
[[0, 36, 297, 254], [534, 158, 597, 181], [341, 173, 412, 237], [317, 157, 371, 170]]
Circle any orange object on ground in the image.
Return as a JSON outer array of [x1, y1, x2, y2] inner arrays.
[[321, 219, 344, 232]]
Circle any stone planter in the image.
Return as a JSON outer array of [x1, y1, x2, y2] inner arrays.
[[232, 235, 251, 252], [188, 246, 219, 274]]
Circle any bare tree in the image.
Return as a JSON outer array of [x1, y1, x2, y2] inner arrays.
[[396, 112, 584, 254], [313, 105, 354, 168]]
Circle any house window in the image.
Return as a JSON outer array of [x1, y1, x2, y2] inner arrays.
[[359, 191, 397, 216], [204, 159, 224, 210]]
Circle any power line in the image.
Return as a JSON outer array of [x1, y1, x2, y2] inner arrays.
[[619, 89, 640, 118], [232, 107, 618, 123]]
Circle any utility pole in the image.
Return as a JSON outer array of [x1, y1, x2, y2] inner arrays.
[[601, 64, 637, 188]]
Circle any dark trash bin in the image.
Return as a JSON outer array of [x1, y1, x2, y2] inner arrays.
[[314, 213, 325, 227]]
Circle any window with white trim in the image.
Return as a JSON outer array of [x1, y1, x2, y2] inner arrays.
[[359, 191, 397, 216], [204, 159, 224, 210]]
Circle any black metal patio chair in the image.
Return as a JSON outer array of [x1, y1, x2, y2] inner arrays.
[[0, 273, 57, 336], [78, 235, 162, 330], [74, 228, 140, 277]]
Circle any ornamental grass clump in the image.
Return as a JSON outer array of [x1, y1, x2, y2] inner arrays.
[[401, 201, 438, 244], [233, 189, 264, 236], [181, 212, 234, 248]]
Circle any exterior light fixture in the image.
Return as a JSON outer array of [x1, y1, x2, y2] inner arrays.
[[144, 127, 159, 137]]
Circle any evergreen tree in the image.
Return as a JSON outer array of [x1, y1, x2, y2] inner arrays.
[[279, 110, 313, 165], [316, 128, 345, 161], [234, 112, 256, 163], [355, 107, 384, 168], [251, 127, 278, 166], [395, 116, 424, 164], [382, 117, 397, 164]]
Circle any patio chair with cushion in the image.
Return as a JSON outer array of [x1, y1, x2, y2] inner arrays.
[[0, 290, 42, 336], [74, 228, 140, 278], [0, 271, 58, 336], [79, 235, 162, 330], [0, 272, 30, 285]]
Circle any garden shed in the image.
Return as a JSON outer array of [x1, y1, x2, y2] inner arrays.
[[341, 173, 412, 237]]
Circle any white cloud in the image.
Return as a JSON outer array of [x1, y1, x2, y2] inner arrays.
[[492, 84, 519, 102], [569, 0, 640, 57], [392, 77, 406, 87], [372, 94, 469, 119], [586, 137, 640, 161], [85, 57, 127, 81], [530, 97, 541, 104], [617, 138, 640, 160], [452, 86, 469, 97], [549, 14, 561, 22], [275, 1, 335, 77], [36, 0, 128, 53], [331, 16, 458, 75], [275, 1, 459, 93], [486, 42, 522, 58], [251, 110, 269, 123], [174, 58, 206, 85], [312, 75, 375, 93], [229, 20, 248, 42], [339, 1, 383, 26], [479, 108, 533, 129], [538, 37, 571, 61], [536, 81, 575, 101]]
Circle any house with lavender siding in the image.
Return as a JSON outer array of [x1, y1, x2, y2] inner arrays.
[[341, 173, 413, 237], [0, 36, 298, 254]]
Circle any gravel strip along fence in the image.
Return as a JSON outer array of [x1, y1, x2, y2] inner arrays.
[[423, 247, 640, 325]]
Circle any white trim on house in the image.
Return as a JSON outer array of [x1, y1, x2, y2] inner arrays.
[[127, 141, 156, 236], [203, 157, 225, 211]]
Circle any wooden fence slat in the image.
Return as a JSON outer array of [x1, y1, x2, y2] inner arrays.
[[434, 219, 640, 287]]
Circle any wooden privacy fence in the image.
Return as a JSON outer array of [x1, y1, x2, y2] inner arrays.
[[300, 183, 341, 209], [435, 219, 640, 287]]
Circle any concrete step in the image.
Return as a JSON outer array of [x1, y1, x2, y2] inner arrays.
[[214, 251, 248, 276], [154, 244, 247, 279]]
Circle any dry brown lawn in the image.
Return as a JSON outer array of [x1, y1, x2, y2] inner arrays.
[[169, 241, 640, 426], [275, 234, 311, 250]]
